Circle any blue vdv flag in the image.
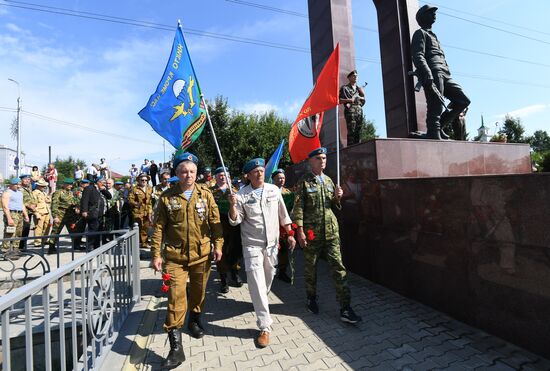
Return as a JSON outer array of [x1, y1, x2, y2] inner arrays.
[[265, 139, 285, 183], [138, 24, 206, 150]]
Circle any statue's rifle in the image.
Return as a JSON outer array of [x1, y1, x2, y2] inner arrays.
[[408, 70, 447, 109]]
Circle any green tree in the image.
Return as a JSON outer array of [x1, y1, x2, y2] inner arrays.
[[499, 115, 525, 143], [44, 156, 87, 180], [186, 96, 292, 175], [360, 118, 377, 142], [525, 130, 550, 153], [541, 152, 550, 172]]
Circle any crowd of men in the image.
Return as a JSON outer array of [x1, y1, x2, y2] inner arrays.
[[150, 148, 362, 368], [1, 149, 362, 369]]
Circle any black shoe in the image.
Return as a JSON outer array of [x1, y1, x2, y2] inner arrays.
[[161, 329, 185, 369], [188, 313, 204, 339], [277, 271, 292, 283], [231, 270, 243, 287], [340, 306, 362, 324], [306, 296, 319, 314], [47, 245, 57, 255], [219, 273, 229, 294]]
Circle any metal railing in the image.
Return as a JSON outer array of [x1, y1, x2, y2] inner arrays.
[[0, 225, 141, 371]]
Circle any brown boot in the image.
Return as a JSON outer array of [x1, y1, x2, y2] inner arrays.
[[257, 330, 269, 348]]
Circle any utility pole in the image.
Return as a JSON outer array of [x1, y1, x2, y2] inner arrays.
[[8, 78, 21, 177]]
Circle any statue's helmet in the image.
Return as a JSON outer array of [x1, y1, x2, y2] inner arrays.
[[416, 4, 438, 24]]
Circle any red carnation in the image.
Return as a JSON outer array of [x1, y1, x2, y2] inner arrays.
[[70, 223, 76, 230], [288, 229, 295, 237], [307, 229, 315, 241], [162, 272, 171, 282], [161, 283, 170, 293], [291, 223, 298, 229]]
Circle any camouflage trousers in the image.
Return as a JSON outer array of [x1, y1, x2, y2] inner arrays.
[[303, 238, 351, 307], [163, 258, 211, 331], [344, 105, 363, 146], [2, 212, 24, 253], [48, 213, 80, 248]]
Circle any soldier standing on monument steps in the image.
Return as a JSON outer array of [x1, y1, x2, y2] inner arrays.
[[339, 70, 366, 146]]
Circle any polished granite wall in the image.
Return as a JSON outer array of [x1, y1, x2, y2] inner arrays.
[[286, 139, 549, 358]]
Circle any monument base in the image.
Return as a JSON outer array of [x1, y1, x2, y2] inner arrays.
[[287, 139, 549, 358]]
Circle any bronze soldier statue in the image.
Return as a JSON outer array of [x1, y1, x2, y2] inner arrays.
[[411, 5, 470, 140], [339, 70, 366, 146]]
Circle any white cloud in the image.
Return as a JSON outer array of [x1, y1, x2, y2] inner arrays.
[[496, 104, 549, 120], [5, 23, 22, 33], [237, 102, 278, 115], [0, 28, 170, 174]]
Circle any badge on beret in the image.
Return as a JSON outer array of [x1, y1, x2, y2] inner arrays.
[[187, 155, 193, 161]]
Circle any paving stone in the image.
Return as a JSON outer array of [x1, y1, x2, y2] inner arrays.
[[102, 259, 550, 371], [388, 344, 417, 358], [278, 354, 309, 369]]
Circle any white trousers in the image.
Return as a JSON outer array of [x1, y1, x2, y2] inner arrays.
[[243, 247, 278, 332]]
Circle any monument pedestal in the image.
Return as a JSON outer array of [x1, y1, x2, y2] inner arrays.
[[287, 139, 549, 358]]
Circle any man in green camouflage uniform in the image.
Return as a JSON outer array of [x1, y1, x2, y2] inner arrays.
[[210, 166, 243, 293], [291, 147, 362, 324], [47, 178, 81, 254], [19, 174, 37, 251], [339, 70, 366, 146]]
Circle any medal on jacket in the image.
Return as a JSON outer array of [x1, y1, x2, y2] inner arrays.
[[196, 198, 207, 220], [168, 197, 181, 212]]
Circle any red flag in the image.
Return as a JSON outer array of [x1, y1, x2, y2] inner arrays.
[[289, 44, 340, 163]]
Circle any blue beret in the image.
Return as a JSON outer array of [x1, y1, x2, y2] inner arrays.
[[271, 168, 285, 178], [308, 147, 327, 158], [95, 176, 105, 182], [203, 167, 211, 173], [243, 158, 265, 174], [114, 181, 124, 185], [174, 152, 198, 169], [19, 174, 31, 179], [9, 178, 20, 185], [168, 176, 180, 183], [80, 179, 90, 184], [214, 166, 229, 175]]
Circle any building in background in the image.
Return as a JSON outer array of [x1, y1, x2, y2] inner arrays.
[[0, 144, 31, 182]]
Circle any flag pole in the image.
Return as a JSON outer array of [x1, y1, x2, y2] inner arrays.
[[200, 95, 234, 195], [335, 105, 340, 186], [178, 19, 232, 195]]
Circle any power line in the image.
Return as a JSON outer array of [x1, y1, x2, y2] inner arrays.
[[437, 11, 550, 46], [21, 110, 155, 144], [422, 1, 550, 37], [2, 0, 549, 88], [224, 0, 378, 33], [443, 44, 550, 69]]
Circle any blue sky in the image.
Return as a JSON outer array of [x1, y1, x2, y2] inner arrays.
[[1, 0, 549, 174]]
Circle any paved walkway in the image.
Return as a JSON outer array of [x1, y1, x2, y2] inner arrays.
[[105, 251, 550, 370]]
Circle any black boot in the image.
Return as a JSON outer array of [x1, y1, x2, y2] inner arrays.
[[426, 127, 442, 140], [188, 312, 205, 339], [219, 273, 229, 293], [306, 295, 319, 314], [231, 269, 243, 287], [161, 329, 185, 369]]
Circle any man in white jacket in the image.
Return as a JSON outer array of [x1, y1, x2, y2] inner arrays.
[[228, 158, 296, 348]]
